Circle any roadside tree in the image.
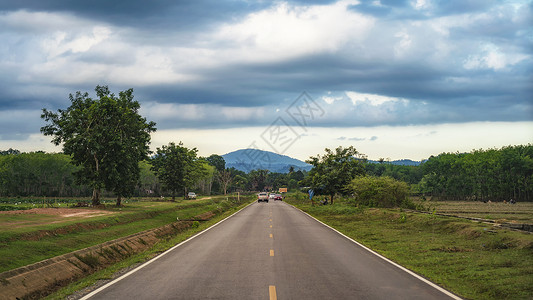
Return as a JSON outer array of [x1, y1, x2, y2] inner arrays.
[[217, 169, 233, 195], [41, 86, 156, 206], [206, 154, 226, 194], [249, 169, 269, 191], [206, 154, 226, 172], [306, 146, 366, 204], [151, 142, 207, 200]]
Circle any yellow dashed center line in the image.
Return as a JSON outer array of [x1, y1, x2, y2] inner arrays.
[[270, 250, 274, 256], [270, 225, 272, 228], [270, 233, 273, 238], [269, 285, 277, 300]]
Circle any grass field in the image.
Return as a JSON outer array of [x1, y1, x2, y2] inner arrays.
[[0, 195, 250, 273], [286, 195, 533, 300]]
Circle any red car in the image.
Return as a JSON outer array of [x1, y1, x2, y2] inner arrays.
[[274, 194, 283, 201]]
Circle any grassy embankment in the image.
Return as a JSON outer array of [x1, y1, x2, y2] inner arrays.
[[0, 195, 253, 273], [285, 193, 533, 300]]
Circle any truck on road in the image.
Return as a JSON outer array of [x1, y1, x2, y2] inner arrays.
[[257, 192, 269, 203]]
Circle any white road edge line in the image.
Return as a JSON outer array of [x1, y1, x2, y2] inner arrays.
[[80, 201, 256, 300], [285, 202, 462, 300]]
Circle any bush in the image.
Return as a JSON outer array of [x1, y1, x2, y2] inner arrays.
[[289, 191, 309, 202], [346, 176, 410, 208]]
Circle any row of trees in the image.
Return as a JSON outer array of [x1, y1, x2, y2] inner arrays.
[[0, 152, 89, 197], [365, 162, 423, 185], [0, 150, 307, 199], [2, 144, 531, 204], [419, 145, 533, 201]]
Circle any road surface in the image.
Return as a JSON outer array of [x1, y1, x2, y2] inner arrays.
[[82, 201, 459, 299]]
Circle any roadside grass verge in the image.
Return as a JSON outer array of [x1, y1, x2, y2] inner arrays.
[[286, 196, 533, 300], [44, 196, 255, 300], [0, 196, 244, 273]]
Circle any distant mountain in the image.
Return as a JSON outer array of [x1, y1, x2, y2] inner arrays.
[[368, 159, 421, 166], [222, 149, 421, 173], [222, 149, 312, 173]]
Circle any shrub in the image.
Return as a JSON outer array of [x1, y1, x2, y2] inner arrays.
[[346, 176, 409, 208]]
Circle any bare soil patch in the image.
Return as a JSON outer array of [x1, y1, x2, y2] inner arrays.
[[0, 208, 117, 229], [0, 207, 115, 217]]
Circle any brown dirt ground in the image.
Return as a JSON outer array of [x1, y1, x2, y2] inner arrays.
[[0, 207, 115, 217], [0, 208, 117, 229], [0, 208, 120, 237]]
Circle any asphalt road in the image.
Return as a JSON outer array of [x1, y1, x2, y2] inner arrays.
[[82, 201, 459, 300]]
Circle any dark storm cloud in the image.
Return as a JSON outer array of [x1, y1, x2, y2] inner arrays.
[[0, 0, 268, 31]]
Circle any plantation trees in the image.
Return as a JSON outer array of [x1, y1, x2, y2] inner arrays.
[[306, 146, 366, 204], [420, 145, 533, 201], [41, 86, 156, 206], [0, 152, 85, 197]]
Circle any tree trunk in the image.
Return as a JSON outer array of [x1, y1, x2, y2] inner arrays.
[[330, 193, 334, 205], [92, 154, 101, 206], [92, 188, 101, 206], [116, 195, 122, 207]]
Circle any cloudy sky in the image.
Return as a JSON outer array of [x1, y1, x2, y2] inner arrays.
[[0, 0, 531, 161]]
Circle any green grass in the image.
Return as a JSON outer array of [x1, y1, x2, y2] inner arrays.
[[286, 196, 533, 300], [44, 196, 255, 300], [0, 196, 248, 273]]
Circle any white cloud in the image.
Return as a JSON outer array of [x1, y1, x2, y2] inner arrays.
[[214, 1, 374, 62], [463, 43, 527, 70], [41, 26, 111, 58], [140, 102, 266, 124], [394, 30, 412, 57], [345, 91, 408, 106], [322, 95, 343, 104], [411, 0, 431, 11]]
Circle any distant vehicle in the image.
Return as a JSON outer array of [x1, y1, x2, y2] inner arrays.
[[258, 192, 269, 203], [188, 192, 196, 199], [269, 193, 276, 200], [274, 194, 283, 201]]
